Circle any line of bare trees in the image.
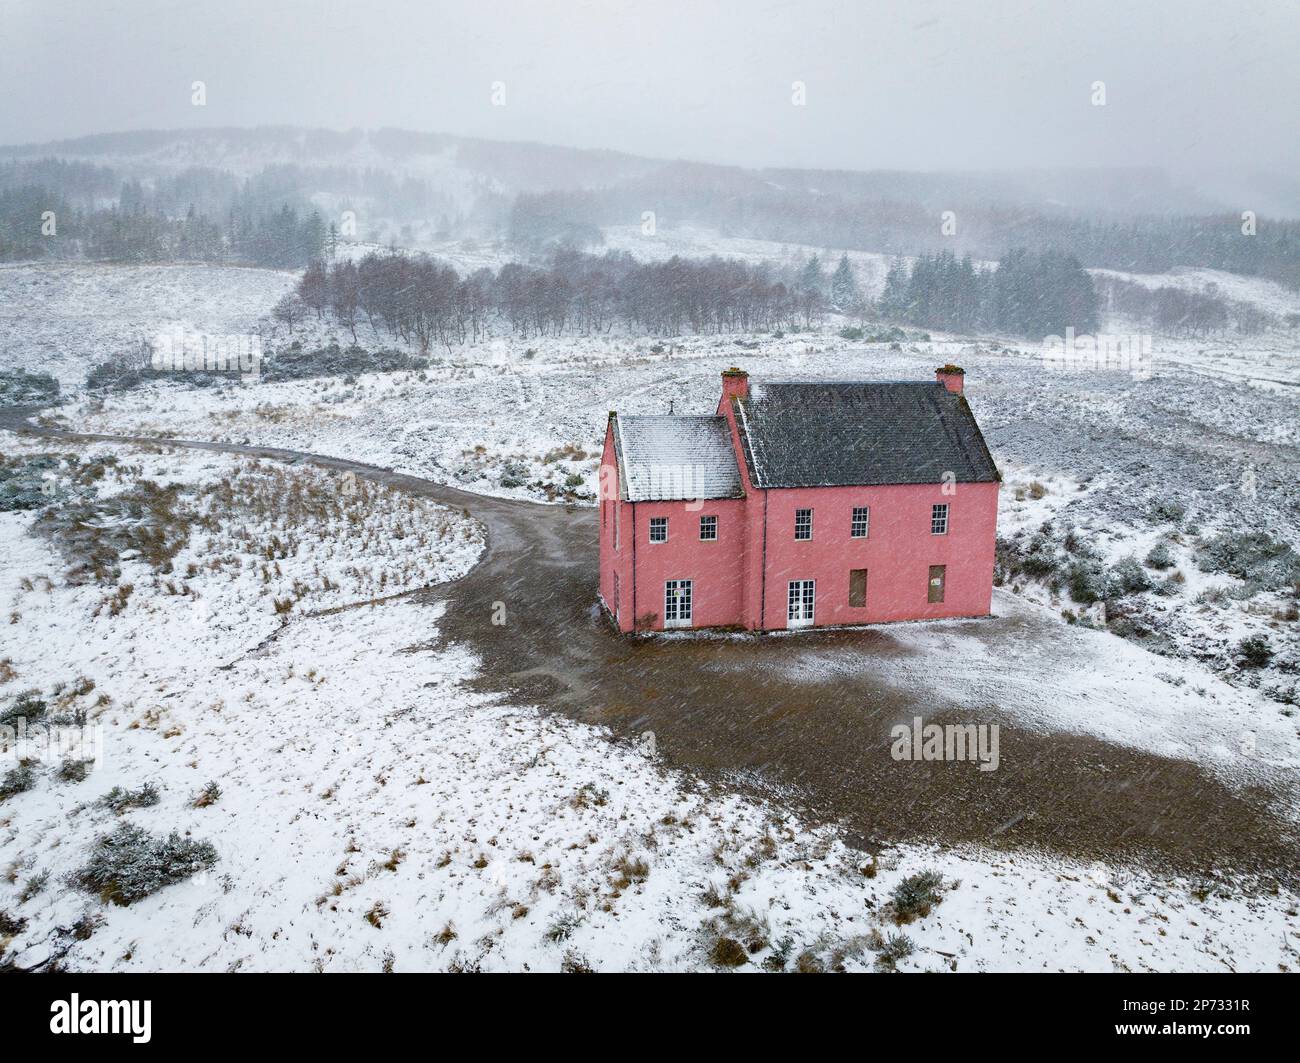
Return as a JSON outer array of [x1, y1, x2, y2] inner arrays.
[[282, 247, 837, 350], [1094, 274, 1278, 335]]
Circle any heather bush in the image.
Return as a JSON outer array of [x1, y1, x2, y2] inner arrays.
[[97, 783, 161, 814], [0, 764, 35, 801], [73, 823, 217, 905], [1197, 532, 1300, 589], [890, 869, 945, 923], [1237, 635, 1274, 668], [1145, 542, 1174, 570], [0, 689, 47, 728], [1110, 556, 1153, 596]]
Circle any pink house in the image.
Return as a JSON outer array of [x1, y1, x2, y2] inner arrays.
[[598, 366, 1001, 633]]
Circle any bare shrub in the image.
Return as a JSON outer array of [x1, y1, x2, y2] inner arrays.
[[192, 780, 222, 808]]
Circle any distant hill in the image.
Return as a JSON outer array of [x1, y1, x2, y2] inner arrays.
[[3, 126, 1298, 286], [0, 124, 1243, 214]]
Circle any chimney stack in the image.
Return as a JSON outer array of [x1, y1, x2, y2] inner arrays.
[[721, 367, 749, 403], [935, 364, 965, 395]]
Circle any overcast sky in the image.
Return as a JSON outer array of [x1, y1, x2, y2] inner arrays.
[[3, 0, 1297, 177]]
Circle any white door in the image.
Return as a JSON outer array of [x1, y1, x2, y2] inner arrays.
[[664, 579, 693, 629], [787, 579, 815, 628]]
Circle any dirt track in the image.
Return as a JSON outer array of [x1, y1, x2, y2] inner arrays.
[[5, 407, 1298, 884]]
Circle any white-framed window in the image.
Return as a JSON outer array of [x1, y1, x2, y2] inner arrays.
[[851, 505, 870, 538], [649, 516, 668, 543], [794, 508, 813, 541], [699, 515, 718, 541], [787, 579, 815, 628], [664, 579, 693, 628], [931, 503, 949, 535]]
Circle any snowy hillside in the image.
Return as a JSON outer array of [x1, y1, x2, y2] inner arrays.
[[0, 262, 296, 391]]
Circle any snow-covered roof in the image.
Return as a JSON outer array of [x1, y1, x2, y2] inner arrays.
[[614, 415, 744, 501]]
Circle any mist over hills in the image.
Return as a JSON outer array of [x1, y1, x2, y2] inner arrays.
[[0, 124, 1253, 212], [3, 126, 1299, 286]]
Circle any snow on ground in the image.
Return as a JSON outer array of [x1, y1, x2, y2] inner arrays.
[[1093, 266, 1300, 320], [334, 225, 899, 293], [0, 261, 296, 392], [1, 439, 1296, 973], [600, 224, 898, 295], [62, 329, 855, 505], [11, 241, 1300, 405], [53, 322, 1300, 700]]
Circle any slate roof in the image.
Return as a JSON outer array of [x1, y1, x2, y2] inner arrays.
[[733, 380, 999, 488], [613, 414, 745, 501]]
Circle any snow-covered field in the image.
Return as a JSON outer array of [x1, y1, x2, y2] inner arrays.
[[11, 228, 1300, 401], [2, 438, 1296, 972], [601, 223, 898, 292], [1, 250, 1298, 971], [8, 250, 1295, 720], [1094, 266, 1300, 320], [0, 262, 297, 393]]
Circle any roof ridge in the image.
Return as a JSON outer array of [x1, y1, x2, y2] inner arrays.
[[734, 395, 763, 485], [757, 379, 941, 385], [620, 413, 725, 420]]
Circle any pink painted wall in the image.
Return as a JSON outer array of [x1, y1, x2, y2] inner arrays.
[[598, 419, 630, 628], [624, 499, 747, 631], [756, 481, 999, 629], [599, 419, 746, 633]]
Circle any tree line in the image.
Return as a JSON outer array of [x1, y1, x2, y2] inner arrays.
[[288, 248, 849, 349], [0, 168, 330, 267], [877, 249, 1101, 336], [510, 186, 1300, 291], [292, 245, 1165, 347], [1094, 274, 1279, 335]]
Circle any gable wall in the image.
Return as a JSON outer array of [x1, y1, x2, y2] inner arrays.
[[598, 420, 632, 627], [628, 498, 747, 630], [716, 393, 768, 629]]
